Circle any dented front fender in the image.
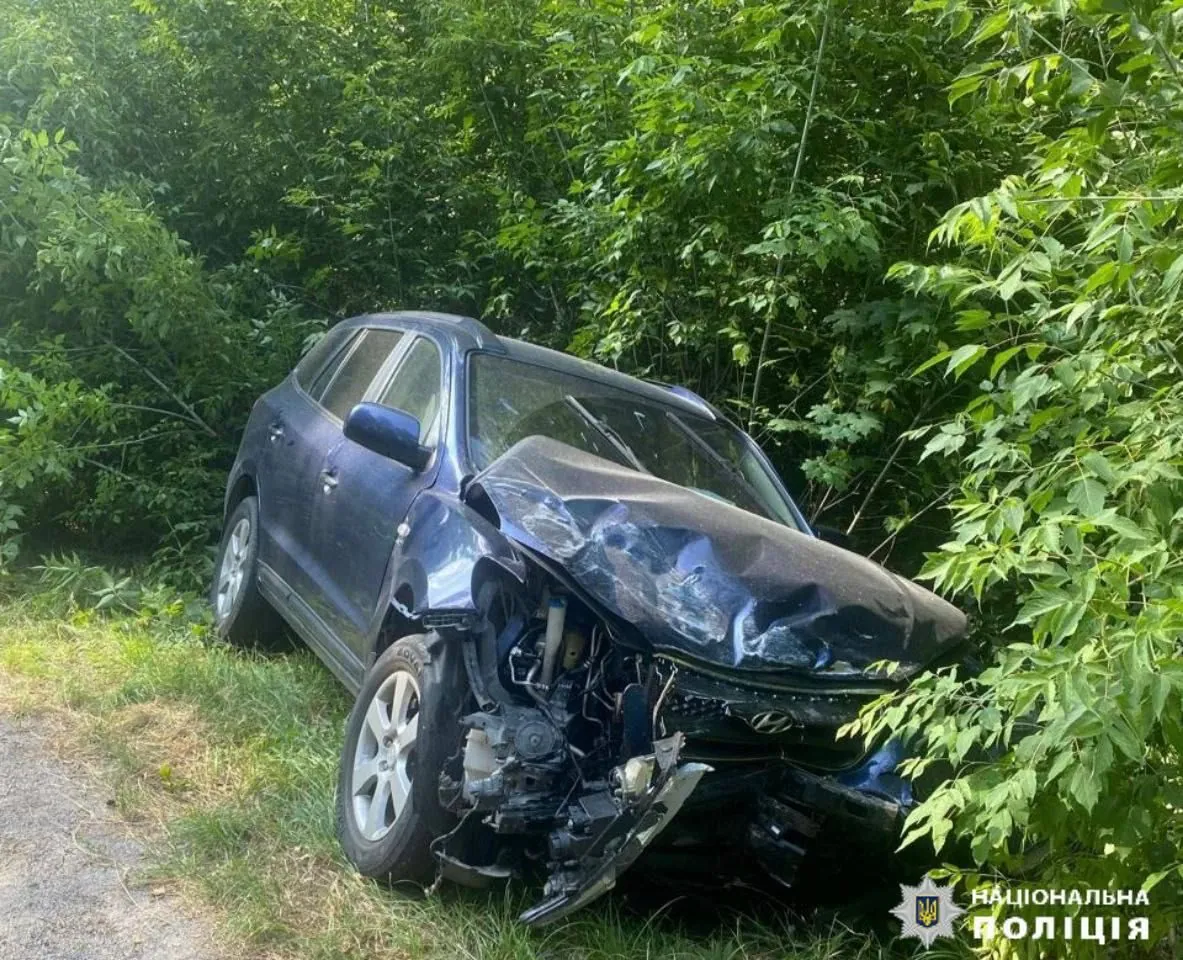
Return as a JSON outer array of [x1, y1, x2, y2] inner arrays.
[[382, 488, 528, 621]]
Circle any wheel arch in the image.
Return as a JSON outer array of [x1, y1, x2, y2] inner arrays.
[[373, 583, 424, 660], [224, 469, 258, 519]]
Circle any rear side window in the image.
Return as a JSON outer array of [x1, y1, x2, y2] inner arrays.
[[318, 328, 404, 421], [294, 325, 350, 392], [377, 337, 443, 445]]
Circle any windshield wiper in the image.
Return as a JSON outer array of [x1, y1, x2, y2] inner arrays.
[[563, 395, 651, 474]]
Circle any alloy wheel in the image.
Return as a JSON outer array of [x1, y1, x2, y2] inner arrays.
[[351, 669, 420, 841], [215, 516, 251, 622]]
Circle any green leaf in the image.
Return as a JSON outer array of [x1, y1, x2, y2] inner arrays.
[[969, 11, 1009, 45], [946, 344, 986, 379], [1068, 478, 1106, 518], [913, 349, 952, 376], [930, 814, 953, 853], [1015, 588, 1072, 625], [1084, 261, 1118, 293], [1064, 301, 1093, 331], [1161, 253, 1183, 300], [989, 345, 1022, 378], [1117, 229, 1133, 263], [1107, 719, 1144, 762], [1141, 869, 1177, 894], [1118, 52, 1156, 75], [1096, 512, 1149, 541], [1080, 451, 1116, 483], [948, 75, 982, 106], [1068, 764, 1100, 812], [954, 309, 991, 331]]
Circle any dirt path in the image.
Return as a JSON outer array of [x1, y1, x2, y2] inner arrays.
[[0, 714, 222, 960]]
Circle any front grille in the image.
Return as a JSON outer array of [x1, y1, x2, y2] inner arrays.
[[658, 666, 880, 772], [663, 690, 729, 722]]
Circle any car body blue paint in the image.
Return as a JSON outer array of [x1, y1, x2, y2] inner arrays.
[[385, 488, 528, 617], [836, 738, 915, 808], [224, 311, 820, 674]]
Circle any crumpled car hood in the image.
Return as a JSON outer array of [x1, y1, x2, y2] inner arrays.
[[467, 436, 967, 681]]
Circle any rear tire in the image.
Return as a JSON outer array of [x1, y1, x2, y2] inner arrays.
[[336, 634, 464, 885], [210, 496, 284, 649]]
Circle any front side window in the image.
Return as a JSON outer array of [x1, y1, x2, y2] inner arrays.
[[467, 354, 799, 527], [377, 337, 443, 445], [318, 328, 404, 421]]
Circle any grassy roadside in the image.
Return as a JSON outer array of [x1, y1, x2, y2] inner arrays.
[[0, 579, 907, 960]]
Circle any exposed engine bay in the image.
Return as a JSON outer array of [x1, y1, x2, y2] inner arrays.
[[431, 576, 707, 924], [413, 436, 968, 924], [429, 560, 946, 925]]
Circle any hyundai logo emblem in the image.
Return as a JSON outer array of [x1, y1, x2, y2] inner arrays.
[[744, 710, 797, 734]]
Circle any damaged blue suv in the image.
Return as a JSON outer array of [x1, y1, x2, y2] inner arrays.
[[213, 311, 966, 923]]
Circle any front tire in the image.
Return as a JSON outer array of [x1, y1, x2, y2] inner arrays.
[[336, 634, 463, 885], [210, 496, 284, 649]]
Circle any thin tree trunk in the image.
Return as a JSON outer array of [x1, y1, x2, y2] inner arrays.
[[747, 2, 831, 433]]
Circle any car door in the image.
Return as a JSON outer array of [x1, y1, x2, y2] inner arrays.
[[306, 334, 446, 658], [256, 323, 360, 594], [275, 327, 407, 635]]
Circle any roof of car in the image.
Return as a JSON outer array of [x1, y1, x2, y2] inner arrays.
[[356, 311, 717, 420]]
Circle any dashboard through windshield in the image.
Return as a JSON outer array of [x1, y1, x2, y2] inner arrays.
[[466, 354, 799, 528]]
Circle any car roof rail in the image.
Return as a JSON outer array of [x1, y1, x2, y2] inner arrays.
[[377, 311, 506, 353], [645, 380, 717, 419]]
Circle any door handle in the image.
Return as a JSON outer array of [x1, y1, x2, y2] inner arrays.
[[268, 421, 285, 443], [320, 469, 338, 494]]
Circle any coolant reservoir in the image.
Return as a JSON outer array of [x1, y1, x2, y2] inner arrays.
[[461, 729, 499, 801]]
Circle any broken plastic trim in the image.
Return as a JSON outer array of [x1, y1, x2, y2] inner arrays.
[[519, 734, 712, 926]]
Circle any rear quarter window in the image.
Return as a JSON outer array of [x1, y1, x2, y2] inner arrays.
[[294, 325, 352, 393]]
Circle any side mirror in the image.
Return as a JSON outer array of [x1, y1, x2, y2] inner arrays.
[[814, 524, 853, 551], [344, 402, 431, 471]]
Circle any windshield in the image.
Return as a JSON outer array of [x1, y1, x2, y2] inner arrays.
[[467, 354, 800, 528]]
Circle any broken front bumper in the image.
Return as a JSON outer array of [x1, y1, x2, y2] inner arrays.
[[515, 733, 912, 923], [520, 733, 710, 925], [747, 743, 912, 887]]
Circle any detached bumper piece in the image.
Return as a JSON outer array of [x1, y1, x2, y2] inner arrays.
[[520, 733, 710, 926], [747, 760, 908, 887]]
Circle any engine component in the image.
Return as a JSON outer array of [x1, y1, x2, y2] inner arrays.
[[462, 707, 566, 762], [454, 703, 571, 837], [461, 728, 500, 802], [618, 683, 651, 760], [540, 596, 567, 686], [615, 755, 655, 802], [493, 791, 565, 834], [514, 718, 559, 760], [547, 788, 620, 860], [521, 733, 711, 926], [561, 627, 585, 669]]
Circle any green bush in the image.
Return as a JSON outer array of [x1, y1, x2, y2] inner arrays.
[[846, 0, 1183, 949]]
